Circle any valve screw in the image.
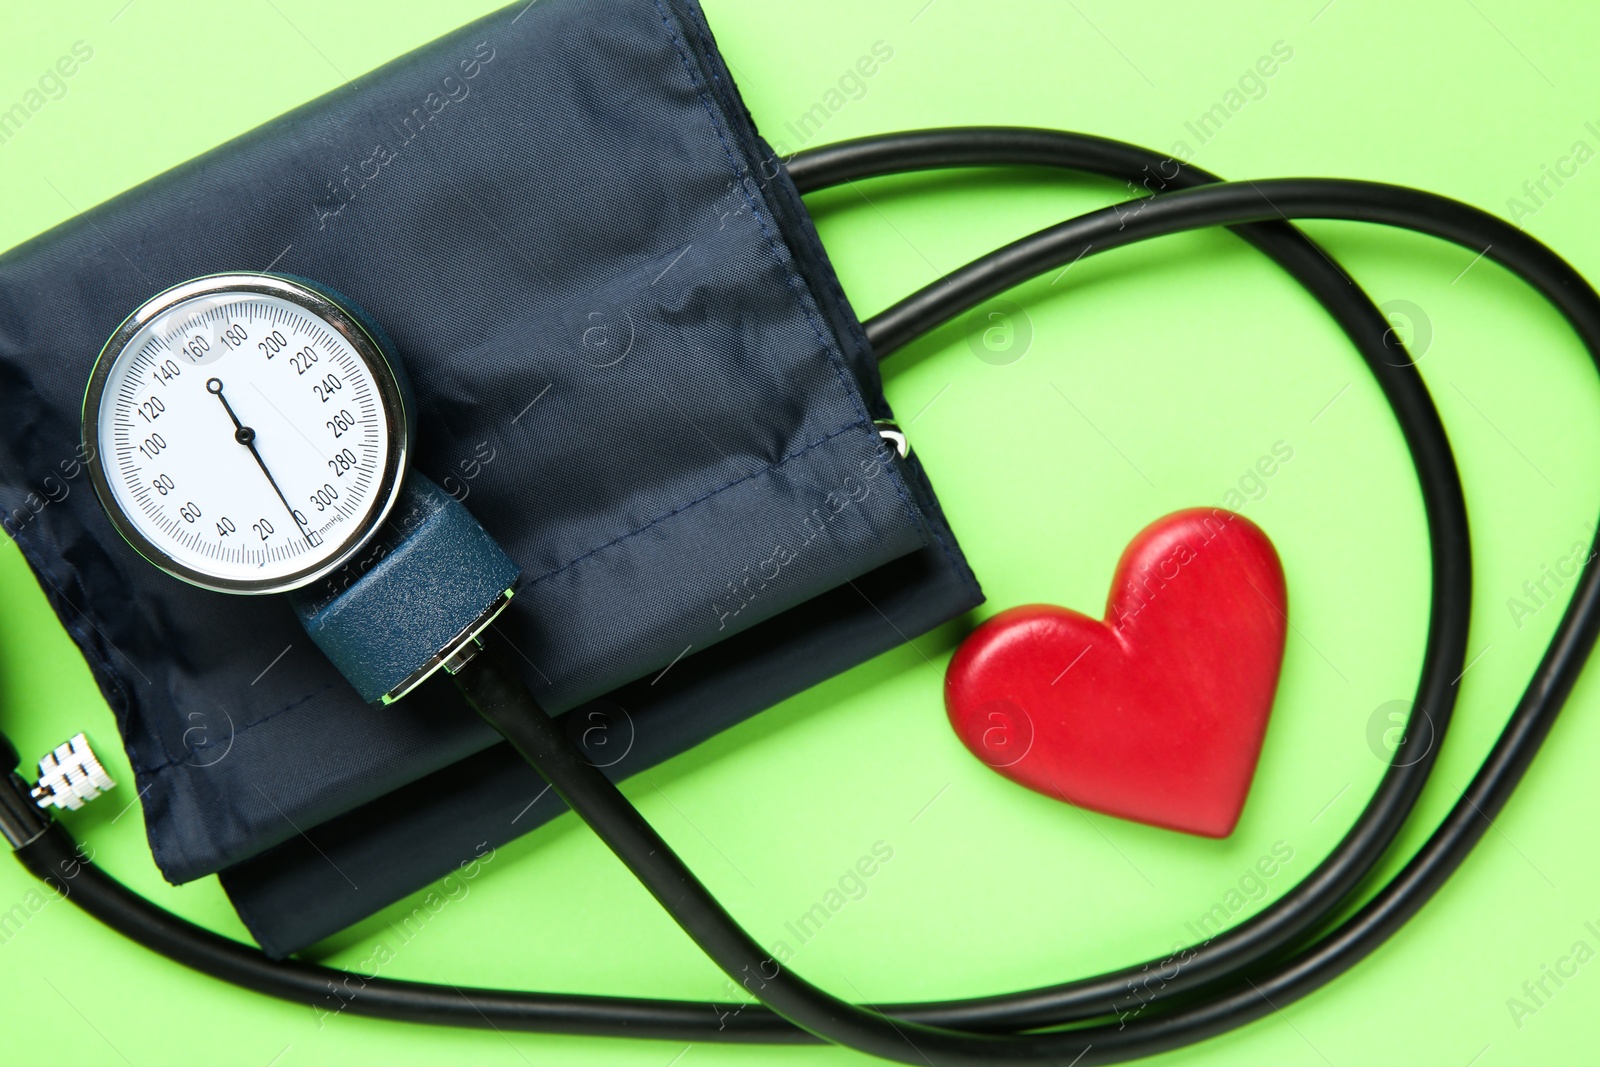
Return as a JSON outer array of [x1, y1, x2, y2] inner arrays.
[[31, 733, 116, 812]]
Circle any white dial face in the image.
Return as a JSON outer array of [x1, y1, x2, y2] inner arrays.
[[92, 286, 398, 591]]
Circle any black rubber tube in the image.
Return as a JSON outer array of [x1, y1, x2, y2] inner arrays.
[[452, 174, 1600, 1064], [790, 127, 1470, 1030], [16, 823, 750, 1040], [9, 130, 1597, 1063]]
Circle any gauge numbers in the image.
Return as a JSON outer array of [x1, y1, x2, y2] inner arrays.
[[85, 276, 408, 593]]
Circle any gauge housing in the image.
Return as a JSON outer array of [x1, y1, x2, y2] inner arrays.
[[82, 273, 413, 594]]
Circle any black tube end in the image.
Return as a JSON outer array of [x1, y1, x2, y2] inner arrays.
[[0, 769, 49, 850]]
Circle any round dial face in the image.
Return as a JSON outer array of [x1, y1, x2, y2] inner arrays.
[[84, 275, 410, 594]]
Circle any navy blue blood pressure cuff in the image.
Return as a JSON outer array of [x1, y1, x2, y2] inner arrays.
[[0, 0, 981, 955]]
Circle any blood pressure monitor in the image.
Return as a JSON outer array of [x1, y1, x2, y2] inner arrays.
[[81, 273, 515, 705], [9, 108, 1600, 1063], [82, 273, 411, 594]]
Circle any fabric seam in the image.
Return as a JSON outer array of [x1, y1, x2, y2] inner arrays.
[[522, 417, 870, 588], [134, 416, 871, 780], [649, 0, 928, 538], [673, 1, 976, 603]]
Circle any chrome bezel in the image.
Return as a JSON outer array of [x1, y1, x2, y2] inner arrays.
[[82, 273, 412, 595]]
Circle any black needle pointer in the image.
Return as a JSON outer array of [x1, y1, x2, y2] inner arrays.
[[206, 377, 314, 547]]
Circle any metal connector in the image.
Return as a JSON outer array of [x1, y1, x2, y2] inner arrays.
[[381, 587, 515, 704], [30, 733, 115, 813], [874, 419, 910, 459]]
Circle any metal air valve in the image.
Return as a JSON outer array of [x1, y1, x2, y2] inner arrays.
[[30, 733, 116, 812]]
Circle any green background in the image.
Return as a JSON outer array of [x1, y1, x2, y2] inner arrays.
[[2, 1, 1598, 1064]]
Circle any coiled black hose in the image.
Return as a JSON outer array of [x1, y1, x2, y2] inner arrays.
[[13, 128, 1599, 1064]]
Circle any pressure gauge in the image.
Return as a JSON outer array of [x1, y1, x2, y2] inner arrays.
[[83, 274, 411, 594]]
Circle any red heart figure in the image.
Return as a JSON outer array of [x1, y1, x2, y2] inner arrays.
[[945, 508, 1287, 838]]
